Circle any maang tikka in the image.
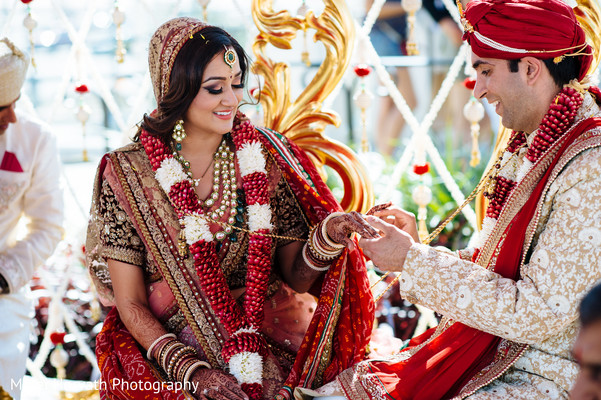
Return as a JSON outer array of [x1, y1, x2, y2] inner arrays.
[[224, 47, 236, 69], [172, 119, 186, 150]]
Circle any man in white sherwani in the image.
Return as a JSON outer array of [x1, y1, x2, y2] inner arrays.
[[0, 38, 63, 399]]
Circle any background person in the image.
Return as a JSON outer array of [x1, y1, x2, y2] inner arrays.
[[367, 0, 463, 157], [571, 282, 601, 399], [0, 37, 64, 400]]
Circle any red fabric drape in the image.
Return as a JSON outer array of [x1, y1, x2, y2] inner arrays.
[[96, 308, 187, 399], [257, 128, 374, 396]]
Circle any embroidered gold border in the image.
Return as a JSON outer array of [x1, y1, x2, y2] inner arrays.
[[101, 244, 145, 266], [337, 362, 382, 400], [109, 150, 225, 368], [522, 127, 601, 260], [454, 340, 528, 399], [312, 259, 346, 387]]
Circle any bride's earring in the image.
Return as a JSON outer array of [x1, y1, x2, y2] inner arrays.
[[172, 119, 186, 150]]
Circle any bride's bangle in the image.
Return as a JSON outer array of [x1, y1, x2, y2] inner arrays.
[[302, 242, 331, 272], [320, 212, 346, 250], [183, 360, 211, 385], [147, 332, 176, 360]]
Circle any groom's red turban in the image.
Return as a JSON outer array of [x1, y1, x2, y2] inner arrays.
[[462, 0, 593, 81]]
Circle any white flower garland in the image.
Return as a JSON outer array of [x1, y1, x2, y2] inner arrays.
[[235, 326, 259, 335], [473, 217, 495, 249], [499, 151, 520, 180], [227, 326, 263, 384], [515, 159, 533, 183], [229, 351, 263, 384], [156, 157, 188, 192], [237, 141, 267, 177], [182, 214, 213, 244], [247, 204, 273, 232]]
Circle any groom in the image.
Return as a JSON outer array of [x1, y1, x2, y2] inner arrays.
[[344, 0, 601, 398]]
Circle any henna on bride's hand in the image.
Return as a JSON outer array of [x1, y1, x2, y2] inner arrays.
[[327, 211, 380, 248], [191, 368, 248, 400], [366, 202, 393, 216]]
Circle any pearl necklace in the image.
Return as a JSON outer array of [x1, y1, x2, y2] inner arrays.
[[172, 138, 240, 241]]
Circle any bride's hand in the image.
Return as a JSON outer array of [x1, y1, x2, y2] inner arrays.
[[367, 203, 420, 243], [191, 368, 248, 400], [325, 211, 380, 249]]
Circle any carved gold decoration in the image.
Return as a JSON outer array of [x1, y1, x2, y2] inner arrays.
[[0, 385, 13, 400], [251, 0, 374, 213], [574, 0, 601, 75]]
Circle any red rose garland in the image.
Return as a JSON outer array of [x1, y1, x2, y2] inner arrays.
[[140, 115, 271, 398], [478, 86, 583, 245]]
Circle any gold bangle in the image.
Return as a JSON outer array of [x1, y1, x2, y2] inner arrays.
[[320, 212, 346, 250], [309, 223, 343, 259], [147, 333, 176, 360], [168, 346, 196, 380], [159, 340, 182, 372], [302, 242, 330, 272]]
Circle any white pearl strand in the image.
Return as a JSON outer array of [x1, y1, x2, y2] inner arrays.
[[174, 139, 239, 241]]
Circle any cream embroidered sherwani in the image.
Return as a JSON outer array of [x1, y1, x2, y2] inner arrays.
[[395, 92, 601, 399]]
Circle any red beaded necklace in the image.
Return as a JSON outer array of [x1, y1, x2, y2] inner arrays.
[[140, 116, 270, 399], [483, 86, 583, 223]]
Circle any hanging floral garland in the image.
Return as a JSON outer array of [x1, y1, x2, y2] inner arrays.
[[49, 331, 68, 380], [462, 77, 485, 167], [140, 114, 272, 399], [353, 63, 373, 153], [75, 84, 91, 162], [21, 0, 37, 67], [112, 2, 126, 63]]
